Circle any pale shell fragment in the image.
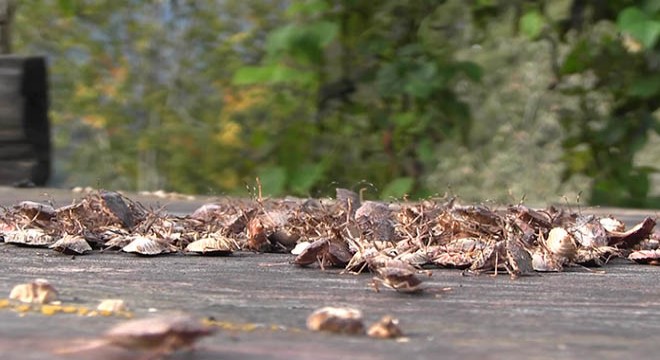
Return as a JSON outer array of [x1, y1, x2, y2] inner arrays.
[[3, 228, 55, 247], [121, 236, 176, 256], [290, 241, 311, 255], [367, 315, 403, 339], [49, 234, 92, 255], [97, 299, 128, 313], [9, 279, 59, 304], [545, 227, 577, 259], [306, 306, 365, 335], [628, 249, 660, 265], [570, 217, 608, 248], [184, 236, 236, 256], [103, 313, 215, 352], [600, 217, 625, 233]]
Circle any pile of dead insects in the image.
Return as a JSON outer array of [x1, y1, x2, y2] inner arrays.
[[0, 190, 658, 287]]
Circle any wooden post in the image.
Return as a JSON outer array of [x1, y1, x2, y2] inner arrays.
[[0, 56, 51, 186], [0, 0, 16, 54]]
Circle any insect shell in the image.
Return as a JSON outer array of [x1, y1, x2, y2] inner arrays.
[[306, 306, 365, 335], [9, 279, 59, 304], [103, 313, 215, 353], [49, 234, 92, 255], [628, 249, 660, 265], [184, 236, 237, 256], [3, 228, 55, 247], [372, 263, 425, 293], [293, 238, 330, 267], [544, 227, 577, 260], [367, 315, 403, 339], [121, 236, 177, 256], [14, 201, 56, 221], [599, 217, 625, 233], [531, 250, 563, 272]]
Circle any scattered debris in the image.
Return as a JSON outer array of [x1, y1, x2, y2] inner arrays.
[[103, 313, 213, 352], [49, 234, 92, 255], [97, 299, 129, 313], [306, 307, 365, 335], [121, 236, 177, 256], [2, 228, 55, 247], [9, 279, 59, 304], [628, 249, 660, 265], [56, 313, 214, 357], [367, 315, 403, 339], [0, 190, 656, 280], [371, 261, 426, 293], [184, 235, 237, 256]]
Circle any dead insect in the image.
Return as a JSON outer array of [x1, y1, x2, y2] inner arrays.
[[184, 235, 237, 256], [121, 236, 177, 256], [574, 246, 620, 267], [371, 262, 425, 293], [367, 315, 403, 339], [355, 201, 395, 243], [3, 228, 55, 247], [246, 217, 271, 252], [531, 249, 563, 272], [14, 201, 56, 222], [503, 238, 534, 278], [49, 234, 92, 255], [628, 249, 660, 265], [9, 279, 59, 304], [569, 216, 608, 248], [306, 306, 365, 335], [606, 217, 656, 249], [544, 227, 577, 260], [430, 238, 494, 269], [105, 313, 214, 353], [57, 313, 215, 357], [293, 238, 331, 268], [103, 236, 134, 250], [599, 216, 625, 233]]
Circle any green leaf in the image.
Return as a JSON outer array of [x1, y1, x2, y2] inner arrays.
[[617, 7, 660, 49], [561, 40, 590, 74], [286, 0, 329, 17], [376, 63, 404, 98], [232, 66, 274, 85], [417, 138, 436, 165], [289, 163, 325, 195], [267, 24, 298, 56], [57, 0, 76, 16], [454, 61, 483, 82], [233, 65, 315, 85], [381, 177, 414, 199], [519, 10, 545, 40], [404, 62, 439, 99], [307, 21, 339, 47], [266, 21, 338, 64], [628, 74, 660, 98], [257, 166, 287, 197]]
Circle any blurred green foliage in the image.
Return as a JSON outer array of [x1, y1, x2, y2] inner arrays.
[[12, 0, 660, 206]]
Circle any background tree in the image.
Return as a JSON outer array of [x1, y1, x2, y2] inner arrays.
[[11, 0, 660, 207]]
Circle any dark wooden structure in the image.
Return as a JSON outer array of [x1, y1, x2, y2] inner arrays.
[[0, 56, 51, 186]]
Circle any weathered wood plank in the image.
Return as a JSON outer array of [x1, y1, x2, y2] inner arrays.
[[0, 55, 50, 185], [0, 159, 34, 183], [0, 143, 33, 160], [0, 129, 25, 143], [0, 95, 23, 127]]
